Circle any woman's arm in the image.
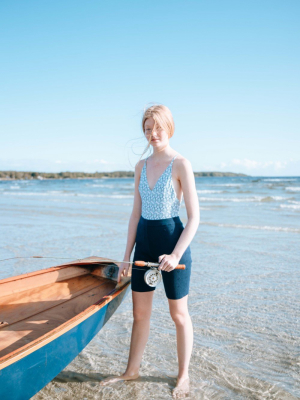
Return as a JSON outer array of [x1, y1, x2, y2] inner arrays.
[[118, 161, 143, 281], [171, 158, 200, 261]]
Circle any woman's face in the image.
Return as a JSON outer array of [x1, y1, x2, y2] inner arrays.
[[144, 117, 169, 148]]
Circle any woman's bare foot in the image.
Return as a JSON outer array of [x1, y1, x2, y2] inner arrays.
[[172, 377, 190, 399], [99, 372, 139, 386]]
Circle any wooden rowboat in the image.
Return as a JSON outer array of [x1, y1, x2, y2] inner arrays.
[[0, 256, 131, 400]]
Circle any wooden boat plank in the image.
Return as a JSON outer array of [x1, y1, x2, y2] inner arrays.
[[0, 279, 115, 358], [0, 275, 107, 328], [0, 266, 91, 297]]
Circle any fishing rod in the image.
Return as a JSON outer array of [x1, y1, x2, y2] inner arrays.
[[0, 256, 185, 269], [0, 256, 186, 287]]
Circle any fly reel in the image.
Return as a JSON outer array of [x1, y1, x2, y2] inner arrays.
[[134, 260, 186, 288], [144, 268, 162, 287]]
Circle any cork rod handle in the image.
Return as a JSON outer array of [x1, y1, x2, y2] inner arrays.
[[134, 261, 185, 270]]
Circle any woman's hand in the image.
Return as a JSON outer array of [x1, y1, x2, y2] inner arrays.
[[117, 260, 131, 283], [158, 253, 180, 272]]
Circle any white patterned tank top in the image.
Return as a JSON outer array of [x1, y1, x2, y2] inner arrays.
[[139, 154, 182, 220]]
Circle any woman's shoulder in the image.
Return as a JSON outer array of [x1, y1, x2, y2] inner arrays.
[[135, 158, 147, 174], [174, 153, 192, 167], [174, 153, 193, 176]]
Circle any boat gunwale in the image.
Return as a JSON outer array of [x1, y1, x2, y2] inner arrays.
[[0, 258, 130, 370], [0, 257, 111, 286]]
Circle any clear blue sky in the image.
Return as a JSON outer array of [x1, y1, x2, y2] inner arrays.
[[0, 1, 299, 176]]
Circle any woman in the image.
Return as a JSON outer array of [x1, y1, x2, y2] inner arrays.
[[100, 104, 200, 398]]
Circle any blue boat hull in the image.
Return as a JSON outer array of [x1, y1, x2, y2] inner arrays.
[[0, 284, 130, 400]]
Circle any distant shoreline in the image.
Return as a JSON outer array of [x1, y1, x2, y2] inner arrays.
[[0, 170, 249, 180]]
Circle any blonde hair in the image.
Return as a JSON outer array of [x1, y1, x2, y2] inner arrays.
[[136, 104, 175, 164]]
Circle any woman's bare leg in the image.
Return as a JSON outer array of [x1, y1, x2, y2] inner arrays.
[[100, 290, 154, 385], [124, 290, 154, 374], [168, 294, 193, 397]]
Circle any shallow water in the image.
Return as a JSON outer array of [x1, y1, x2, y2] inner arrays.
[[0, 176, 299, 399]]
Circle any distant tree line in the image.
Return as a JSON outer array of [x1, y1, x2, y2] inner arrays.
[[0, 171, 135, 180], [0, 170, 248, 180]]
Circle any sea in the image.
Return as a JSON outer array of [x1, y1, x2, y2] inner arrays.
[[0, 176, 299, 400]]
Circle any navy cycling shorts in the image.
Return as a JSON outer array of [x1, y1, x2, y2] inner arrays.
[[132, 215, 192, 300]]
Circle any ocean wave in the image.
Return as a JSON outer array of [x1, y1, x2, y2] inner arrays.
[[202, 221, 300, 233], [263, 178, 297, 182], [87, 184, 115, 188], [196, 190, 223, 194], [90, 184, 134, 189], [3, 191, 50, 196], [285, 187, 300, 192], [2, 189, 294, 204], [280, 204, 300, 210], [261, 196, 290, 202], [208, 183, 243, 187], [2, 191, 134, 199], [77, 193, 134, 199], [198, 195, 290, 202]]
